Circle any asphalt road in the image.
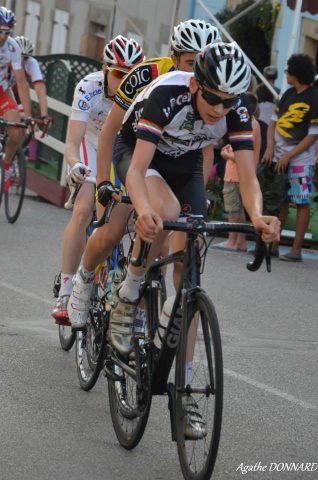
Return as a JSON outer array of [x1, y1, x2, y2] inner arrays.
[[0, 195, 317, 480]]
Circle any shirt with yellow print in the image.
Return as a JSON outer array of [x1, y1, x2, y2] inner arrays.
[[114, 57, 175, 111], [273, 85, 318, 166]]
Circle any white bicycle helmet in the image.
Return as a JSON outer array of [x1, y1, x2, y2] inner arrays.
[[15, 36, 34, 56], [0, 6, 15, 28], [103, 35, 145, 70], [170, 19, 220, 53], [194, 42, 251, 95]]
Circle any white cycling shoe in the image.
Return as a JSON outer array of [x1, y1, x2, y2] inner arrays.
[[67, 269, 94, 330]]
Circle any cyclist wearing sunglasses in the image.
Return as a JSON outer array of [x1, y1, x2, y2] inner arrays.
[[52, 35, 144, 324], [67, 20, 221, 327], [72, 42, 279, 345], [0, 7, 32, 193]]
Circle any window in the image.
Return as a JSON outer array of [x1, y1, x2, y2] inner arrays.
[[51, 9, 69, 54], [24, 1, 40, 47]]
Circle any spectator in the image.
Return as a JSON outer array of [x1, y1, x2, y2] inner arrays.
[[214, 93, 261, 252], [262, 54, 318, 261], [263, 65, 280, 94]]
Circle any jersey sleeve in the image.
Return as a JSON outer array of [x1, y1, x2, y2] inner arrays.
[[308, 88, 318, 135], [70, 78, 92, 123], [26, 57, 44, 84], [136, 85, 179, 145], [226, 96, 254, 151]]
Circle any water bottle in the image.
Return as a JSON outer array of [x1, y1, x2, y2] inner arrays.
[[154, 295, 177, 349]]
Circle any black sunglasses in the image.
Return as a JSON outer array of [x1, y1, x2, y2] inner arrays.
[[0, 30, 11, 36], [199, 85, 239, 109]]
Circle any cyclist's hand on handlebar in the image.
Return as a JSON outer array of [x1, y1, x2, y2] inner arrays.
[[40, 115, 53, 137], [67, 162, 91, 186], [135, 211, 162, 243], [252, 215, 281, 243], [96, 181, 121, 206]]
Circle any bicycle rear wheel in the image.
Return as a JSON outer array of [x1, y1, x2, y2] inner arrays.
[[59, 325, 76, 351], [108, 333, 152, 449], [175, 291, 223, 480], [4, 149, 26, 223]]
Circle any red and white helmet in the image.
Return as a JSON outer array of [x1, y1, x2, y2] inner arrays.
[[103, 35, 145, 70]]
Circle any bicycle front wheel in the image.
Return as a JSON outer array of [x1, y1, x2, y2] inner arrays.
[[175, 291, 223, 480], [4, 149, 26, 223]]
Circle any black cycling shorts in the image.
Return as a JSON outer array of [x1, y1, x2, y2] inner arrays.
[[115, 137, 207, 219]]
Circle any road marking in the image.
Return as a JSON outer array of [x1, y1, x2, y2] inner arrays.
[[225, 368, 318, 411], [0, 281, 52, 306], [1, 281, 317, 411]]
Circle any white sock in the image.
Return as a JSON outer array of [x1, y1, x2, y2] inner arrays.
[[59, 273, 74, 297], [119, 269, 145, 302], [185, 361, 193, 386], [79, 265, 95, 283]]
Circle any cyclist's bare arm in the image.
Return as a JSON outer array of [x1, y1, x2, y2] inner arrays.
[[96, 102, 125, 185], [202, 144, 214, 185], [65, 119, 87, 169], [13, 68, 31, 118], [33, 81, 48, 118], [236, 149, 280, 243]]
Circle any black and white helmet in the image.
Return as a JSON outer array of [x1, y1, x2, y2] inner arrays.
[[194, 42, 251, 95], [15, 36, 34, 56], [103, 35, 145, 69], [170, 19, 221, 53]]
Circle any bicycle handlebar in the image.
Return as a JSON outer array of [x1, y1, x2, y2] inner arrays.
[[93, 198, 271, 273], [64, 172, 96, 209]]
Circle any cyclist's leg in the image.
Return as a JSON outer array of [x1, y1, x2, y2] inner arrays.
[[110, 173, 181, 355], [3, 106, 24, 164], [52, 138, 96, 322]]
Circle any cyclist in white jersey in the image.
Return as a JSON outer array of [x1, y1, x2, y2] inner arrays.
[[12, 36, 51, 127], [0, 7, 31, 192], [52, 35, 144, 324]]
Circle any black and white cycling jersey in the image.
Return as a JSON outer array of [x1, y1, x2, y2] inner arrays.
[[120, 71, 254, 158]]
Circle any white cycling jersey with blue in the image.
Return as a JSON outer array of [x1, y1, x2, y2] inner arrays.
[[70, 70, 113, 146]]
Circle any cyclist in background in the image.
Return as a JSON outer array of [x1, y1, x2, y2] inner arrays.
[[0, 7, 31, 192], [52, 35, 144, 325], [67, 20, 221, 328], [11, 36, 51, 128]]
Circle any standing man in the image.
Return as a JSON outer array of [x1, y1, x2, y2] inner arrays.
[[262, 53, 318, 261], [0, 7, 31, 192]]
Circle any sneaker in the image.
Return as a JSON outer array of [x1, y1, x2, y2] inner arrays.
[[52, 295, 70, 326], [182, 395, 207, 440], [109, 284, 137, 356], [3, 164, 12, 193], [67, 269, 94, 330]]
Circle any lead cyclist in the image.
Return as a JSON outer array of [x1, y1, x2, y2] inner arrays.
[[52, 36, 145, 325]]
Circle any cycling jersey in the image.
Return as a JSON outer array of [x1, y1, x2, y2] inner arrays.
[[70, 70, 113, 146], [10, 56, 44, 104], [121, 71, 253, 158], [0, 36, 22, 91], [114, 57, 174, 111]]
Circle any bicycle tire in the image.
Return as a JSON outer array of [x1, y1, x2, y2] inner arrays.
[[0, 154, 3, 206], [58, 325, 76, 351], [4, 149, 26, 223], [175, 291, 223, 480], [75, 304, 108, 391], [108, 318, 152, 449]]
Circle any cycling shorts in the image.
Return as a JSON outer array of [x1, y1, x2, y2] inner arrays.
[[0, 88, 18, 115], [72, 136, 121, 187], [115, 137, 207, 218]]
